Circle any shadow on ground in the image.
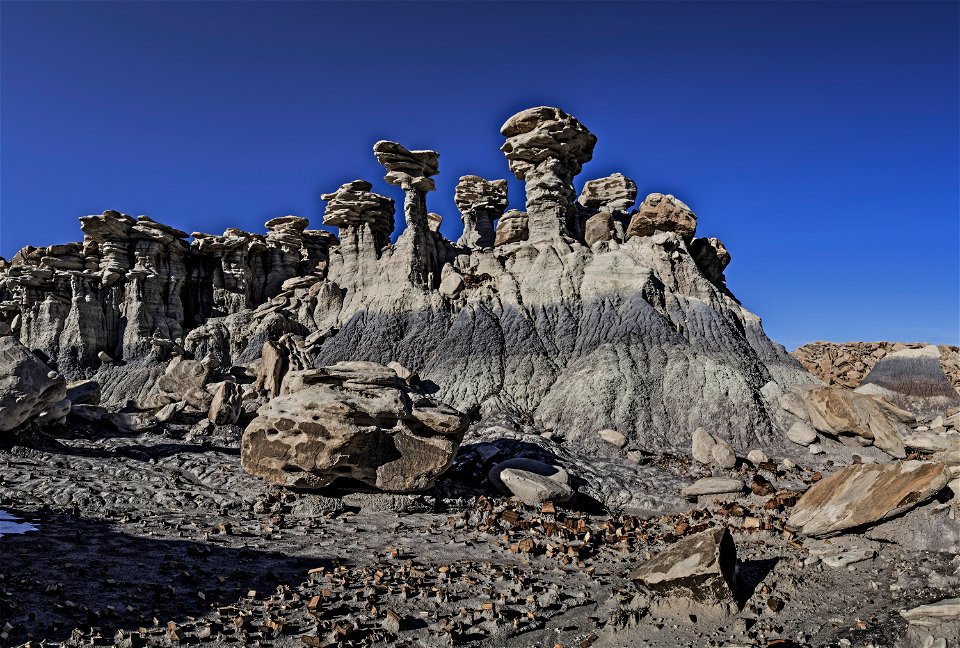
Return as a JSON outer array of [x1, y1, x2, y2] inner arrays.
[[0, 510, 327, 645], [735, 556, 780, 608]]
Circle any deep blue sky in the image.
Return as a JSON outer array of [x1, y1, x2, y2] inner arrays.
[[1, 1, 957, 349]]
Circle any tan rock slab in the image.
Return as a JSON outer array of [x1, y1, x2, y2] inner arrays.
[[788, 460, 951, 537]]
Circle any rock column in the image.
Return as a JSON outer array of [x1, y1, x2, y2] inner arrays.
[[321, 180, 395, 287], [500, 107, 596, 243], [454, 175, 508, 248], [373, 141, 440, 287]]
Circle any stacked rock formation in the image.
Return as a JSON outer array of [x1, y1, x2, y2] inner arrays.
[[455, 176, 508, 248], [500, 106, 597, 243], [373, 140, 441, 287], [576, 173, 638, 246], [0, 106, 818, 456], [321, 180, 395, 287]]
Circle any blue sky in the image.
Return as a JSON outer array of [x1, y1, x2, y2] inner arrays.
[[1, 1, 957, 348]]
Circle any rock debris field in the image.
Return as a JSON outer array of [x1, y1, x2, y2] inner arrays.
[[0, 106, 958, 648]]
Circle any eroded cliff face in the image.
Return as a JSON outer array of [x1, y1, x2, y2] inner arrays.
[[0, 106, 811, 453]]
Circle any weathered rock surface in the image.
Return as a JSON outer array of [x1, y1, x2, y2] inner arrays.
[[240, 361, 468, 491], [788, 460, 951, 537], [631, 527, 737, 610], [800, 386, 910, 457], [455, 176, 508, 248], [0, 335, 67, 432]]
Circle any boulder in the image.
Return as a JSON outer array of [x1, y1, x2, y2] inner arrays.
[[488, 458, 570, 495], [626, 193, 696, 240], [778, 391, 810, 421], [597, 428, 627, 448], [157, 356, 217, 398], [241, 361, 469, 492], [208, 381, 242, 425], [786, 421, 818, 446], [691, 427, 716, 464], [711, 440, 737, 469], [499, 468, 574, 506], [0, 335, 67, 432], [801, 386, 908, 457], [583, 212, 615, 246], [787, 460, 951, 537], [578, 173, 637, 213], [254, 340, 288, 399], [631, 527, 737, 611]]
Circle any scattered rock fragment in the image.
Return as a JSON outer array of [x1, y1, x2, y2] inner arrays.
[[681, 477, 744, 499], [598, 428, 627, 448]]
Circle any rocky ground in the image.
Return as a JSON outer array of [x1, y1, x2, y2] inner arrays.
[[1, 418, 957, 648], [2, 105, 958, 648]]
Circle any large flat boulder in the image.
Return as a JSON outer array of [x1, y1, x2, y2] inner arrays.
[[240, 361, 468, 492], [801, 386, 910, 457], [787, 460, 951, 538], [0, 336, 67, 432]]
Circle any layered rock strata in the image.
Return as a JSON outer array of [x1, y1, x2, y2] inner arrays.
[[373, 140, 441, 288], [455, 176, 508, 248], [500, 106, 596, 243]]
